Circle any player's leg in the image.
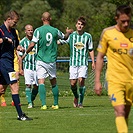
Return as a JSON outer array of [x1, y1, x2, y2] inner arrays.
[[50, 78, 59, 109], [12, 54, 20, 106], [108, 81, 129, 133], [0, 85, 8, 106], [38, 78, 47, 109], [24, 69, 33, 108], [78, 78, 86, 108], [10, 82, 32, 120], [36, 61, 47, 109], [25, 84, 32, 108], [114, 105, 128, 133], [78, 66, 88, 108], [70, 79, 79, 107], [48, 62, 59, 109], [125, 105, 131, 126], [31, 84, 38, 104], [11, 71, 20, 107], [69, 66, 79, 107], [124, 82, 133, 126], [31, 70, 38, 104]]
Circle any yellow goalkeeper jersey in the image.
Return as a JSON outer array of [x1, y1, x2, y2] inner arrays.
[[14, 30, 20, 72], [97, 26, 133, 82]]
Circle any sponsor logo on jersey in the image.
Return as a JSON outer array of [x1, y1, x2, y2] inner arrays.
[[74, 42, 84, 50], [120, 43, 128, 47]]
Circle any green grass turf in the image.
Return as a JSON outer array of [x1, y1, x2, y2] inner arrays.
[[0, 96, 133, 133]]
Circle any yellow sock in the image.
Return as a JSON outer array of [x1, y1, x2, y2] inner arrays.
[[1, 94, 6, 103], [115, 116, 128, 133]]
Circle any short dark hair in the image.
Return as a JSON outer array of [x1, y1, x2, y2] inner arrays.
[[77, 16, 86, 26], [115, 5, 131, 17], [4, 10, 19, 21]]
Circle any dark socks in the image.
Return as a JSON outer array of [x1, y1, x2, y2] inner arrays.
[[12, 94, 23, 117], [71, 86, 79, 99]]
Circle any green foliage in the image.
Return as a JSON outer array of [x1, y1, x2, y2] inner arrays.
[[0, 0, 133, 55]]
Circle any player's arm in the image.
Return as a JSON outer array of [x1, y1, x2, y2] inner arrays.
[[0, 37, 13, 44], [94, 52, 105, 95], [22, 42, 35, 60], [64, 27, 73, 40], [18, 53, 24, 76], [89, 49, 95, 70]]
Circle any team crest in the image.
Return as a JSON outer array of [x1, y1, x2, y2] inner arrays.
[[74, 42, 84, 50]]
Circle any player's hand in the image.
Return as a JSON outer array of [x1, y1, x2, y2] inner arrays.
[[19, 69, 24, 76], [92, 62, 95, 70], [57, 40, 61, 45], [17, 45, 25, 52], [8, 38, 13, 43], [66, 27, 73, 34], [94, 81, 102, 96], [0, 88, 5, 94]]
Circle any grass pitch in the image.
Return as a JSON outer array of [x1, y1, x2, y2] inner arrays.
[[0, 96, 133, 133]]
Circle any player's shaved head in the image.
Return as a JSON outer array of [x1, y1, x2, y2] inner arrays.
[[42, 12, 51, 21], [25, 24, 33, 30]]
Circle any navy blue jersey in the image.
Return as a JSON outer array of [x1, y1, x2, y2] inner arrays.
[[0, 24, 19, 84], [0, 24, 19, 60]]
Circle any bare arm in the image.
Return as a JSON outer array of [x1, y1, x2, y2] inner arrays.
[[89, 50, 95, 70], [94, 52, 105, 95], [18, 54, 24, 76], [22, 42, 35, 60]]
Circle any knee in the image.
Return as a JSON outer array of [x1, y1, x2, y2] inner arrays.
[[115, 108, 125, 117], [26, 85, 31, 88]]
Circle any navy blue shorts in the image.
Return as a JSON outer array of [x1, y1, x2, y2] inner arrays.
[[0, 59, 17, 85]]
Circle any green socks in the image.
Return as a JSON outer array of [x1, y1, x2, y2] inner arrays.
[[39, 84, 46, 106], [79, 86, 86, 104], [52, 85, 59, 105], [25, 88, 32, 103]]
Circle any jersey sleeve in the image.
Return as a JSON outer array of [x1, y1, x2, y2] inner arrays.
[[58, 36, 69, 45], [57, 29, 65, 39], [87, 34, 93, 50], [32, 28, 40, 43]]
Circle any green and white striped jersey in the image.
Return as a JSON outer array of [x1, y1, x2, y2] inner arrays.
[[32, 25, 65, 63], [59, 31, 93, 66], [20, 37, 37, 70]]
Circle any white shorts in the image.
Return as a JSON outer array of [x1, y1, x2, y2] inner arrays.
[[24, 69, 38, 85], [36, 60, 56, 79], [69, 66, 88, 79]]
